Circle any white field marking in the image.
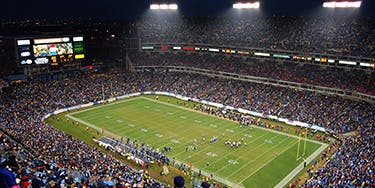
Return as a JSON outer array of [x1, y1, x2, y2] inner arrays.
[[226, 129, 234, 133], [171, 139, 180, 144], [206, 152, 218, 158], [274, 144, 328, 188], [238, 142, 298, 183], [144, 106, 150, 108], [173, 158, 244, 188], [141, 128, 148, 132], [105, 116, 112, 119], [155, 134, 164, 138], [194, 120, 202, 123], [179, 116, 187, 119], [209, 124, 217, 128], [65, 114, 118, 138], [244, 134, 252, 138], [214, 133, 280, 173], [154, 108, 161, 112], [225, 136, 292, 180], [173, 123, 256, 161], [167, 112, 174, 115], [228, 159, 240, 165], [264, 139, 273, 144], [116, 119, 124, 123], [140, 96, 325, 146], [68, 97, 141, 115], [200, 132, 271, 169], [128, 124, 136, 127]]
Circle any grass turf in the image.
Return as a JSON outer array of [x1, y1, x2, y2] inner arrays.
[[61, 95, 322, 188]]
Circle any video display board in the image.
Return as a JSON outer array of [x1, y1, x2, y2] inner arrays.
[[16, 36, 84, 66]]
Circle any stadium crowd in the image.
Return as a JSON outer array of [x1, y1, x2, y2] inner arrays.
[[138, 16, 375, 57], [130, 52, 375, 95], [0, 71, 374, 187]]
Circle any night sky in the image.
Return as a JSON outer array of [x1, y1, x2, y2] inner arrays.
[[0, 0, 374, 19]]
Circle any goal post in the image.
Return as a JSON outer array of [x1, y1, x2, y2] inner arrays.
[[296, 131, 308, 161]]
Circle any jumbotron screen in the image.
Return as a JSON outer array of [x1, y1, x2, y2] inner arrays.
[[16, 36, 84, 66]]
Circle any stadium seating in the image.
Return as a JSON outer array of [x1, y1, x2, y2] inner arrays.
[[0, 71, 374, 187], [137, 16, 375, 57], [130, 52, 375, 95]]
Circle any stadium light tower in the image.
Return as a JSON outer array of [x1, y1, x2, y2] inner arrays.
[[233, 1, 260, 9], [322, 1, 362, 8]]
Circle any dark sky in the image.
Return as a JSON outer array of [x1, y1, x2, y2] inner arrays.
[[1, 0, 374, 19]]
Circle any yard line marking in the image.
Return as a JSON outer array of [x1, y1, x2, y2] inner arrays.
[[173, 123, 256, 160], [201, 132, 272, 170], [274, 144, 328, 188], [173, 158, 244, 188], [213, 134, 281, 174], [141, 96, 324, 145], [224, 136, 291, 179], [65, 114, 118, 138], [238, 141, 297, 183]]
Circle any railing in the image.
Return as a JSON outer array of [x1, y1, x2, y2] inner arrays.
[[139, 42, 375, 70], [135, 66, 375, 103]]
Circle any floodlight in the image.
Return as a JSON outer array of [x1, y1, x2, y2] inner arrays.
[[233, 2, 260, 9], [169, 4, 178, 10], [150, 4, 160, 10], [150, 3, 178, 10], [160, 4, 169, 9], [323, 1, 362, 8]]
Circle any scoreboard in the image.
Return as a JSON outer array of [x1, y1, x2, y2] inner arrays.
[[16, 36, 84, 66]]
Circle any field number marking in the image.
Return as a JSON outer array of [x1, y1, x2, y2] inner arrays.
[[228, 159, 239, 165], [155, 134, 164, 138], [206, 152, 218, 157]]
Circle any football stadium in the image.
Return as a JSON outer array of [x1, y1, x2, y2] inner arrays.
[[0, 0, 374, 188]]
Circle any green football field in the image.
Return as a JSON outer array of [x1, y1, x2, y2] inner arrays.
[[65, 95, 324, 188]]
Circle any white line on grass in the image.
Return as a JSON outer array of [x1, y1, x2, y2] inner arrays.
[[204, 132, 272, 171], [65, 114, 118, 138], [215, 134, 283, 175], [173, 158, 245, 188], [225, 136, 291, 179], [238, 142, 297, 183], [274, 144, 328, 188], [140, 96, 325, 145]]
